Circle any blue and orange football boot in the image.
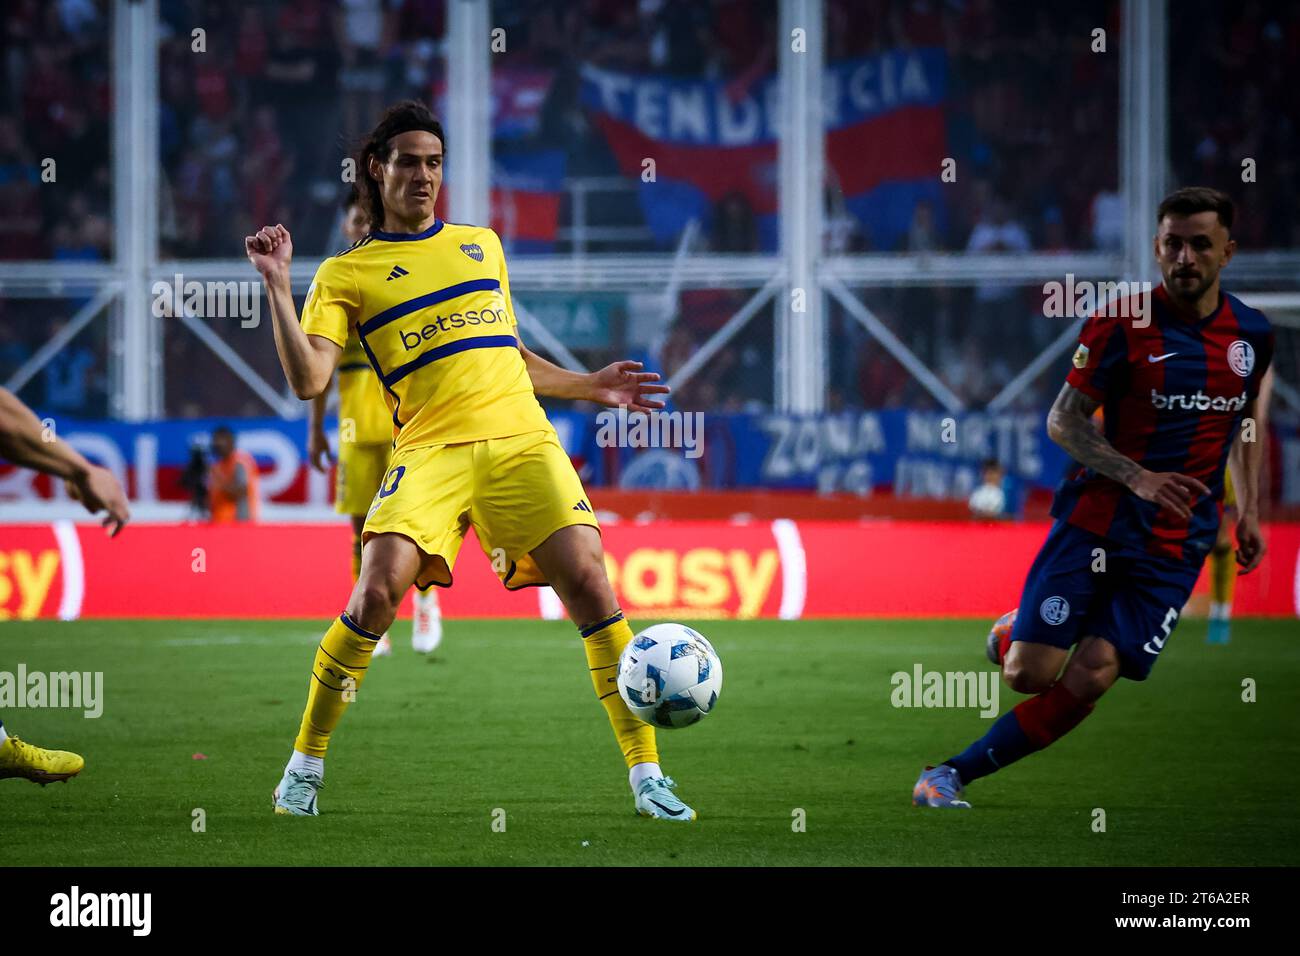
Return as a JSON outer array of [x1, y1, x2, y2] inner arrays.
[[912, 764, 971, 808]]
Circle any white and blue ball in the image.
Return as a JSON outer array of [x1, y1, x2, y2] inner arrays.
[[617, 623, 722, 729]]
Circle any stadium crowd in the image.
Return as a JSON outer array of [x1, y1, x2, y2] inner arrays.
[[1, 0, 1295, 418]]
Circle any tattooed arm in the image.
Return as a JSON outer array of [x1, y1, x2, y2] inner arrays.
[[1046, 382, 1209, 520]]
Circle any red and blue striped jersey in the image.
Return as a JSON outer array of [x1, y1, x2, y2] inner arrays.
[[1052, 285, 1274, 564]]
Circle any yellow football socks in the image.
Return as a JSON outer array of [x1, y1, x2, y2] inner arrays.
[[293, 614, 379, 758], [581, 610, 658, 769]]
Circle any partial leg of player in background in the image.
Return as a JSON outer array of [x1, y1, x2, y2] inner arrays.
[[530, 525, 696, 821], [351, 513, 393, 656], [273, 534, 420, 814], [914, 636, 1115, 808], [0, 717, 85, 784], [411, 587, 442, 653], [1207, 515, 1235, 645]]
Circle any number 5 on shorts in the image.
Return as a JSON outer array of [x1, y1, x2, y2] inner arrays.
[[1143, 607, 1178, 655]]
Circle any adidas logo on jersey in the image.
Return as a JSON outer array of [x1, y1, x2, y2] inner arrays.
[[386, 265, 409, 281], [1150, 388, 1248, 412], [572, 500, 592, 512]]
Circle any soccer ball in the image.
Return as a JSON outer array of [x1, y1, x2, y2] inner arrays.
[[617, 623, 722, 729], [986, 608, 1018, 664]]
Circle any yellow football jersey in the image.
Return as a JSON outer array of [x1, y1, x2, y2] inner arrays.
[[336, 332, 393, 446], [300, 220, 551, 451]]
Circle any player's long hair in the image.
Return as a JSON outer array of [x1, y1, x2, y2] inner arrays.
[[356, 101, 446, 230]]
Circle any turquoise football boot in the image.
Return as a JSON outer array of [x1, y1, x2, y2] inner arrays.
[[634, 776, 697, 821], [273, 769, 323, 816], [1206, 619, 1231, 645]]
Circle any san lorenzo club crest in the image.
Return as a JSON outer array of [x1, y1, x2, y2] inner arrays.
[[1040, 596, 1070, 626], [1227, 340, 1255, 377]]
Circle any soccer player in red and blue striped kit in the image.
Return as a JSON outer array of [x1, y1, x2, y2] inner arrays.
[[914, 187, 1274, 808]]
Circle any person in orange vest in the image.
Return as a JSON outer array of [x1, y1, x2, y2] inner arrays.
[[208, 425, 261, 523]]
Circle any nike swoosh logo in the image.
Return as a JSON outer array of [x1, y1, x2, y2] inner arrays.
[[986, 748, 1001, 768], [648, 798, 685, 817], [1147, 352, 1177, 363]]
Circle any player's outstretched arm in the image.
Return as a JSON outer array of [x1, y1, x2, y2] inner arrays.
[[244, 224, 341, 399], [0, 387, 130, 534], [307, 382, 334, 472], [1047, 382, 1208, 520], [519, 341, 669, 414], [1228, 368, 1272, 574]]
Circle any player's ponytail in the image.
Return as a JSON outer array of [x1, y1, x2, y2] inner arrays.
[[355, 100, 447, 229]]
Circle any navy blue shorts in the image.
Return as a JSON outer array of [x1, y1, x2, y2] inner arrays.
[[1010, 521, 1205, 681]]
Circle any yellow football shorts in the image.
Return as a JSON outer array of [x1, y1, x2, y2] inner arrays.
[[362, 428, 599, 590], [336, 442, 392, 516]]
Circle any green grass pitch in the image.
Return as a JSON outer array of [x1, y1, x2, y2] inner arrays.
[[2, 617, 1297, 866]]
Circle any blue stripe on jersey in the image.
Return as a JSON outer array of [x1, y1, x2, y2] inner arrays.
[[355, 327, 404, 428], [1158, 313, 1212, 563], [369, 219, 444, 242], [382, 334, 519, 388], [359, 278, 502, 336]]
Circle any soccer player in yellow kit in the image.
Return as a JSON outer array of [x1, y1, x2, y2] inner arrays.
[[246, 101, 696, 820], [307, 190, 443, 656], [0, 386, 130, 784]]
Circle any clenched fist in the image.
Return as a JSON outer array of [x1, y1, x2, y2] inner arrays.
[[245, 223, 293, 277]]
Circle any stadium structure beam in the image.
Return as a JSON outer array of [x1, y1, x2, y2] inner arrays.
[[448, 0, 491, 226], [777, 0, 826, 413], [2, 287, 118, 396], [665, 274, 784, 396], [514, 301, 587, 373], [170, 308, 300, 419], [112, 0, 160, 420], [96, 248, 1300, 298], [824, 278, 965, 412], [151, 256, 783, 293], [987, 316, 1087, 412], [1121, 0, 1168, 283]]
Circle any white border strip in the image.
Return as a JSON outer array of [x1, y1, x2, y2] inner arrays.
[[53, 520, 85, 621], [771, 518, 806, 620]]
